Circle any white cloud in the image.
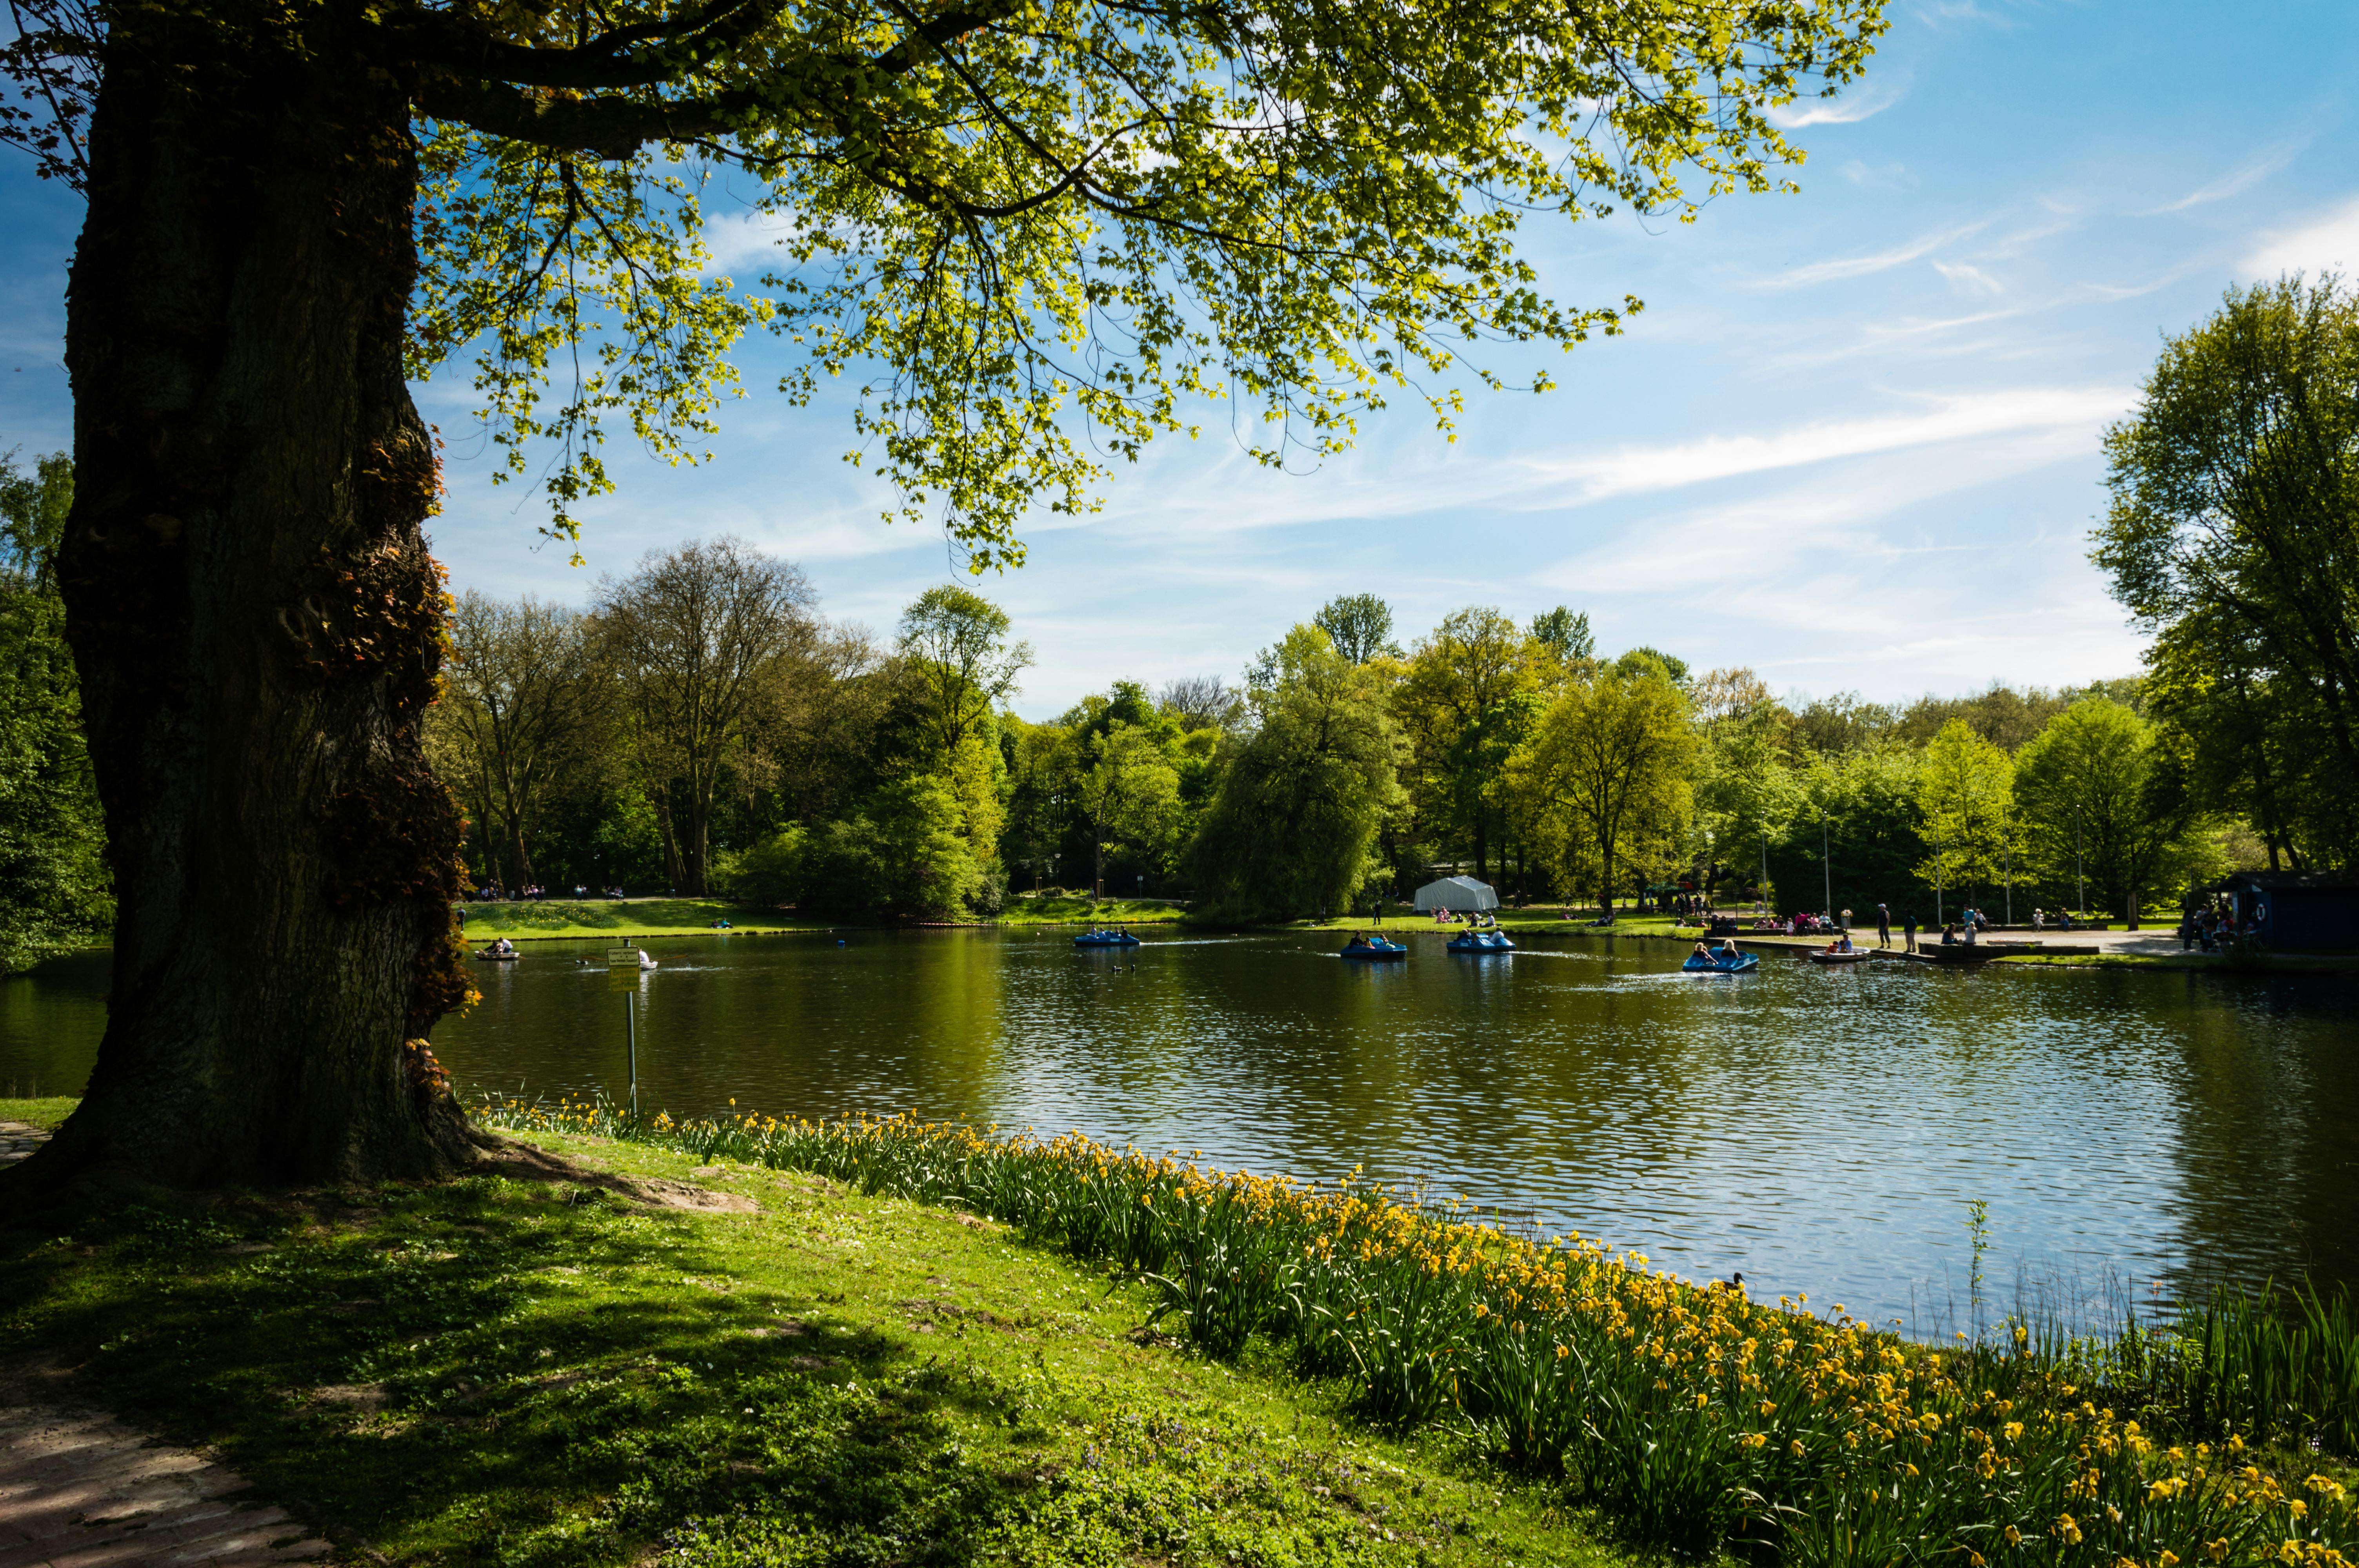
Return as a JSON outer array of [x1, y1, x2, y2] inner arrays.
[[1518, 385, 2130, 504], [1932, 261, 2005, 298], [1768, 75, 1910, 129], [1747, 221, 1989, 290], [2243, 195, 2359, 279], [2142, 140, 2305, 214]]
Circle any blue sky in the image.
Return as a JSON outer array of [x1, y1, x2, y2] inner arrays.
[[6, 0, 2359, 719]]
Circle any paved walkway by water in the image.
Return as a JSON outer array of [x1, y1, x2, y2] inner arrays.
[[0, 1122, 336, 1568], [0, 1124, 46, 1172]]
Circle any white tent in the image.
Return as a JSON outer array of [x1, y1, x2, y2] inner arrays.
[[1412, 875, 1498, 913]]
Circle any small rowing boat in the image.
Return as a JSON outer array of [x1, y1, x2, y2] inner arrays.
[[1805, 948, 1875, 965]]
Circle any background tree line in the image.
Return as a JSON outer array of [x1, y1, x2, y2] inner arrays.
[[2, 271, 2345, 953], [424, 543, 2287, 931]]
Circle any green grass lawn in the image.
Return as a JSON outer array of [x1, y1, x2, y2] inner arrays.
[[455, 899, 831, 940], [0, 1120, 1633, 1568], [0, 1096, 76, 1129], [997, 895, 1188, 926]]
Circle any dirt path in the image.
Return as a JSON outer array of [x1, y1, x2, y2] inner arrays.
[[0, 1355, 336, 1568], [2, 1122, 336, 1566]]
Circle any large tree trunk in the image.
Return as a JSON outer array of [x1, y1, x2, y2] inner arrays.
[[18, 5, 484, 1189]]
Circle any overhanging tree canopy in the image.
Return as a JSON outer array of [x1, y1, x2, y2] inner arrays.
[[0, 0, 1883, 1187]]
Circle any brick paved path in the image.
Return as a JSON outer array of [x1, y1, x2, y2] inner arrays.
[[0, 1123, 337, 1566], [0, 1124, 45, 1171]]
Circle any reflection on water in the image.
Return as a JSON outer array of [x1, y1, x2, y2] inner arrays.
[[6, 929, 2355, 1330]]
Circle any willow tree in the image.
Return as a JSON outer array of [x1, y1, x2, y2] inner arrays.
[[0, 0, 1882, 1185]]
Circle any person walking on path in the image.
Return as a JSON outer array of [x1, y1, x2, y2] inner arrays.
[[1903, 911, 1919, 954], [1876, 903, 1891, 949]]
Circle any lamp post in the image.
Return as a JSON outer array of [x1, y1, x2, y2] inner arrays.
[[1821, 809, 1833, 925], [2075, 808, 2085, 920]]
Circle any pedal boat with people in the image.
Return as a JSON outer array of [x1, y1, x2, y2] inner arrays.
[[1340, 934, 1408, 961], [1682, 947, 1758, 975], [1446, 929, 1515, 954], [1072, 929, 1142, 948]]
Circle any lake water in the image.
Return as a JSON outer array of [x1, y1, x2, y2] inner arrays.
[[7, 929, 2355, 1331]]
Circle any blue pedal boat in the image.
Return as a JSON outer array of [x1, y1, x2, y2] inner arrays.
[[1073, 929, 1141, 947], [1340, 935, 1408, 960], [1446, 931, 1516, 954], [1682, 951, 1758, 975]]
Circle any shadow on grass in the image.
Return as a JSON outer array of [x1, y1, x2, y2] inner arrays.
[[0, 1176, 1030, 1566]]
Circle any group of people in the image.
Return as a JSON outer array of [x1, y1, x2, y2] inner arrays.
[[480, 936, 518, 957], [467, 884, 628, 902], [1427, 907, 1501, 927], [1750, 910, 1839, 935], [2180, 904, 2246, 952]]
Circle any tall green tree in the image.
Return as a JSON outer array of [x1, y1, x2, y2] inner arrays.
[[1312, 595, 1401, 666], [1510, 662, 1696, 919], [896, 586, 1031, 763], [1692, 668, 1801, 906], [1765, 745, 1923, 922], [1074, 722, 1181, 897], [2141, 608, 2319, 869], [1394, 607, 1538, 881], [595, 538, 816, 895], [2014, 698, 2197, 929], [0, 452, 109, 972], [2095, 275, 2359, 869], [1186, 627, 1402, 922], [2, 0, 1879, 1184], [1528, 606, 1595, 665], [1914, 719, 2016, 915], [434, 592, 599, 892]]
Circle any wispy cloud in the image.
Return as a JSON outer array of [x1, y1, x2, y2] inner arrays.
[[1519, 386, 2130, 503], [1746, 221, 1989, 290], [2243, 195, 2359, 279], [1768, 74, 1910, 129], [2142, 139, 2306, 214], [1933, 261, 2005, 298]]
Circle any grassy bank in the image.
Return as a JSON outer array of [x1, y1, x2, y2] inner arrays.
[[1993, 951, 2359, 972], [0, 1113, 1622, 1568], [998, 895, 1189, 926], [0, 1096, 75, 1128], [455, 898, 829, 940], [480, 1100, 2359, 1568]]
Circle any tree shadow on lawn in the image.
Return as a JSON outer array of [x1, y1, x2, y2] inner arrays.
[[0, 1173, 1039, 1566]]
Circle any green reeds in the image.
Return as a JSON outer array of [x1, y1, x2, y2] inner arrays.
[[2127, 1283, 2359, 1458]]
